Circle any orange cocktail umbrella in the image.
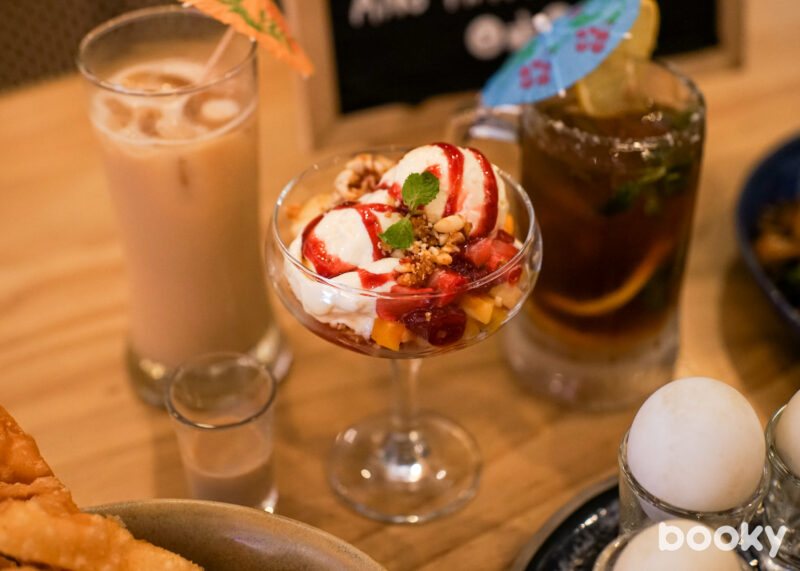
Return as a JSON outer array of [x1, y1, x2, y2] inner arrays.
[[184, 0, 314, 77]]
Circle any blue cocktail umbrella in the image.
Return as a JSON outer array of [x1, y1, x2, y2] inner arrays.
[[481, 0, 641, 107]]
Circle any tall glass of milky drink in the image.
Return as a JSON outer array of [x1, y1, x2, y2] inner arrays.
[[77, 7, 291, 405]]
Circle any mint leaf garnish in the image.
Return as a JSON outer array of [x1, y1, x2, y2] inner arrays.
[[379, 217, 414, 250], [597, 164, 692, 217], [402, 171, 440, 212], [379, 172, 440, 250]]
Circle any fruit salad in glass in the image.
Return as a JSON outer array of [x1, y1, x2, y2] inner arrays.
[[267, 144, 542, 523]]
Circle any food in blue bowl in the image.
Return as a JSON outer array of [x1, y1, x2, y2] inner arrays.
[[736, 136, 800, 337]]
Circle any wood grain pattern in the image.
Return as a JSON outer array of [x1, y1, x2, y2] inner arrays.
[[1, 3, 799, 569]]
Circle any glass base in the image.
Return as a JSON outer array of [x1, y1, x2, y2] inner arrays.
[[125, 324, 293, 407], [504, 313, 678, 411], [328, 412, 481, 524]]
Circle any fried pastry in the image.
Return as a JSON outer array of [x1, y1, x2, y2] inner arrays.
[[0, 406, 201, 570]]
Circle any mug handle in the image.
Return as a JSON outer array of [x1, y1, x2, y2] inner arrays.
[[446, 103, 522, 147]]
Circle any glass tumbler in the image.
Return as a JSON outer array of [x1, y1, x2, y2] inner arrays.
[[77, 6, 291, 405], [165, 352, 278, 511], [453, 59, 706, 410], [760, 405, 800, 569]]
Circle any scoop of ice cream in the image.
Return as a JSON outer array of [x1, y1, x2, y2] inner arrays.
[[378, 143, 509, 237], [627, 377, 765, 513], [357, 189, 395, 206], [614, 520, 742, 571], [775, 389, 800, 476], [300, 203, 402, 278], [285, 240, 399, 338]]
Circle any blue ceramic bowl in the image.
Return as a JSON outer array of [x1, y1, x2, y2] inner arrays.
[[735, 135, 800, 338]]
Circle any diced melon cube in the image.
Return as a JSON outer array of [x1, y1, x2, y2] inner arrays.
[[371, 318, 407, 351], [487, 307, 509, 331], [464, 317, 482, 339], [459, 295, 495, 324], [489, 282, 524, 309]]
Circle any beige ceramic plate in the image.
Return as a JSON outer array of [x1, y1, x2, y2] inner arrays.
[[86, 499, 385, 571]]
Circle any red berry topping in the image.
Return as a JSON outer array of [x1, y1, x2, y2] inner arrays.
[[400, 305, 467, 346]]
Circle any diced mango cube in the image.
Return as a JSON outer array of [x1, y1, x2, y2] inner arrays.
[[459, 294, 495, 324], [489, 282, 524, 309], [503, 214, 514, 235], [371, 318, 407, 351]]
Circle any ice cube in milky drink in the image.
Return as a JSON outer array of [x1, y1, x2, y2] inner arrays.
[[378, 143, 509, 236], [626, 377, 765, 512], [613, 520, 742, 571], [775, 389, 800, 476], [89, 58, 272, 367]]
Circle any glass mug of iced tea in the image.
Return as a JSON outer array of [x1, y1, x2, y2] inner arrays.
[[452, 59, 705, 409], [77, 6, 292, 405]]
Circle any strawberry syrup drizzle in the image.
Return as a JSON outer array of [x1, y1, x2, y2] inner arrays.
[[337, 202, 395, 261], [434, 142, 465, 218], [301, 214, 353, 278], [301, 202, 397, 279], [385, 181, 402, 203], [358, 269, 393, 289], [468, 148, 499, 237]]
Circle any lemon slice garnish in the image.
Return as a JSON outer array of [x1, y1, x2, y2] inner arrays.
[[538, 238, 673, 317], [575, 0, 660, 117]]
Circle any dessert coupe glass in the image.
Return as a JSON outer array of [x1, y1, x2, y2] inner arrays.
[[266, 148, 542, 523]]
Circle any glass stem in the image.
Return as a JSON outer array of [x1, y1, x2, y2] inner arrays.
[[391, 358, 421, 433]]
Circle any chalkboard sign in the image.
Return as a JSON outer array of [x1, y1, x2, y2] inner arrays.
[[286, 0, 741, 148]]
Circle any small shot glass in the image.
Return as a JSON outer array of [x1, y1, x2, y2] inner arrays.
[[760, 405, 800, 569], [618, 429, 769, 535], [165, 352, 278, 512]]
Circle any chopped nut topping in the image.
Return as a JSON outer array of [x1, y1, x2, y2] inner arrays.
[[396, 246, 437, 286], [410, 215, 439, 247], [433, 214, 465, 234], [333, 153, 395, 202], [435, 252, 453, 265], [393, 213, 461, 285]]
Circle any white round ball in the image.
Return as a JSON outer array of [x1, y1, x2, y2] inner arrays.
[[614, 519, 742, 571], [627, 377, 765, 512], [775, 390, 800, 476]]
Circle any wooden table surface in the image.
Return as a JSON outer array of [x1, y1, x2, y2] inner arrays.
[[2, 3, 800, 569]]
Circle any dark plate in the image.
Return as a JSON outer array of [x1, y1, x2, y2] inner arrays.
[[510, 478, 765, 571], [735, 135, 800, 338], [510, 477, 620, 571]]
